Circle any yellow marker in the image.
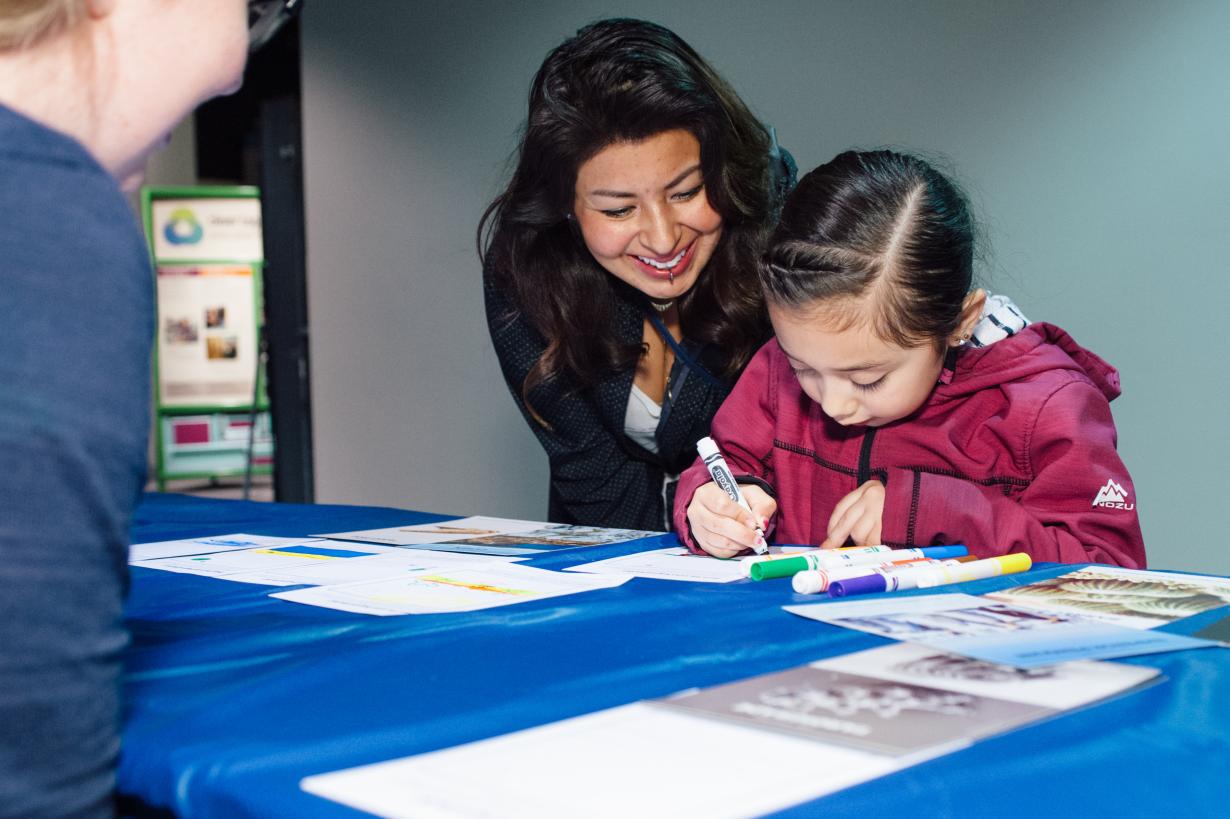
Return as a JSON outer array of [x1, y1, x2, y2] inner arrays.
[[913, 553, 1032, 589]]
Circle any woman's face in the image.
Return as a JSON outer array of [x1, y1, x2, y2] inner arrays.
[[572, 129, 723, 302]]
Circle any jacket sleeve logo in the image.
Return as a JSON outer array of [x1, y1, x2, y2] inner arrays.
[[1092, 479, 1135, 510]]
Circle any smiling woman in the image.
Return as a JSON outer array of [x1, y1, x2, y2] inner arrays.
[[480, 18, 795, 532]]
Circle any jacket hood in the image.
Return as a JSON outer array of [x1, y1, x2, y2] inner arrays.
[[941, 323, 1122, 401]]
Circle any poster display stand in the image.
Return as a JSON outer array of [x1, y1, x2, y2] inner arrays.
[[140, 186, 274, 489]]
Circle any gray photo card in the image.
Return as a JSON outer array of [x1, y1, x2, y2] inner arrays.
[[655, 665, 1051, 757]]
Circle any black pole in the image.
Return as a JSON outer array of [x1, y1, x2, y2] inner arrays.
[[259, 93, 314, 503]]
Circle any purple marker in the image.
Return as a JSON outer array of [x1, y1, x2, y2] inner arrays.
[[827, 554, 975, 598]]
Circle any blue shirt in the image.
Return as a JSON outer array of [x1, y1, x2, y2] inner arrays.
[[0, 103, 152, 817]]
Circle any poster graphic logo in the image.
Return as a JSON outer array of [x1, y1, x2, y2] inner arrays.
[[163, 208, 203, 245]]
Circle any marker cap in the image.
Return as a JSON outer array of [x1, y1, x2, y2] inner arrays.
[[828, 573, 887, 598], [792, 570, 827, 595], [917, 545, 968, 560], [696, 437, 720, 461], [996, 553, 1033, 574], [749, 555, 808, 581]]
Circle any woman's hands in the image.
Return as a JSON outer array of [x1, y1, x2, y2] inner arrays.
[[686, 482, 776, 558], [820, 480, 884, 549]]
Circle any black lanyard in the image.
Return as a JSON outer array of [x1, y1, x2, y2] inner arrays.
[[645, 309, 725, 391]]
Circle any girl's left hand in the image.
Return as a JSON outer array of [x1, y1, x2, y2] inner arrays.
[[821, 480, 885, 549]]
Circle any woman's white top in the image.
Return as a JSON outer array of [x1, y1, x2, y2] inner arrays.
[[624, 383, 662, 454]]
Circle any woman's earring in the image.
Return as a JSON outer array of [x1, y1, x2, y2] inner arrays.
[[956, 332, 971, 347]]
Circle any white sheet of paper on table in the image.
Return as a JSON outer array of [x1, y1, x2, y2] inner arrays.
[[271, 562, 631, 615], [564, 546, 747, 583], [133, 541, 525, 587], [128, 533, 323, 562]]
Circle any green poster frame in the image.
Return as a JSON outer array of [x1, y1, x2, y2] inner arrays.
[[141, 185, 273, 489]]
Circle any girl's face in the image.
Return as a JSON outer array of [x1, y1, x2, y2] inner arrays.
[[572, 129, 723, 301], [768, 301, 952, 428]]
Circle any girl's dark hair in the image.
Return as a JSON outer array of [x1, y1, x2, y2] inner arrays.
[[759, 150, 974, 349], [479, 18, 777, 406]]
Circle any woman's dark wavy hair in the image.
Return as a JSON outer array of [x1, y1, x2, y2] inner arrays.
[[479, 18, 776, 411], [759, 150, 974, 351]]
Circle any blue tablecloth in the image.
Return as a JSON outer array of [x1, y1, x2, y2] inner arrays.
[[119, 494, 1229, 818]]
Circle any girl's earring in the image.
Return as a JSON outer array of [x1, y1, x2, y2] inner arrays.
[[956, 333, 971, 347]]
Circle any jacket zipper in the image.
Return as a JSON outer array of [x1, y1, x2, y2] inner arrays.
[[857, 428, 877, 485]]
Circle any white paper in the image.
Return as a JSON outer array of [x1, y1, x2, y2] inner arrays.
[[251, 548, 523, 587], [129, 533, 322, 562], [301, 703, 902, 819], [131, 540, 413, 586], [271, 563, 630, 615], [564, 547, 746, 583]]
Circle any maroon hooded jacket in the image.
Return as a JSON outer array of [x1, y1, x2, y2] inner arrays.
[[673, 323, 1145, 567]]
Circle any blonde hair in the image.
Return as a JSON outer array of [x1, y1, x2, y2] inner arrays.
[[0, 0, 86, 51]]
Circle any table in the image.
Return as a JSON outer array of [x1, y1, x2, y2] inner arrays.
[[118, 493, 1229, 818]]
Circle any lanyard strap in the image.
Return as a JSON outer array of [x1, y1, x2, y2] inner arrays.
[[645, 309, 725, 391]]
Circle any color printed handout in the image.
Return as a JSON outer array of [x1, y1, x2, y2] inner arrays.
[[984, 566, 1230, 629], [784, 593, 1216, 667], [271, 562, 630, 615], [320, 516, 661, 556], [129, 540, 465, 586], [128, 533, 322, 562], [660, 642, 1159, 757], [564, 547, 747, 583], [299, 643, 1158, 818]]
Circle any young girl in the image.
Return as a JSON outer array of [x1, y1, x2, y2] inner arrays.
[[674, 150, 1145, 568]]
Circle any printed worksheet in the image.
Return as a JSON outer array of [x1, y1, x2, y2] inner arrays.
[[985, 566, 1230, 629], [321, 516, 660, 556], [129, 533, 321, 562], [814, 641, 1160, 710], [785, 593, 1215, 667], [131, 540, 418, 586], [659, 642, 1158, 757], [271, 562, 631, 615]]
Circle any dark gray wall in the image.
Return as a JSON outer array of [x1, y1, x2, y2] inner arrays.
[[301, 1, 1230, 573]]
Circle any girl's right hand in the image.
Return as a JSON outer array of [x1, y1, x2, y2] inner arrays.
[[686, 482, 777, 558]]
